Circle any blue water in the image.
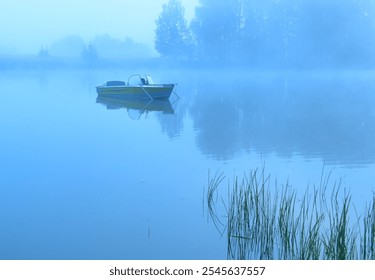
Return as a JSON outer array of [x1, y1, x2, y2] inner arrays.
[[0, 69, 374, 259]]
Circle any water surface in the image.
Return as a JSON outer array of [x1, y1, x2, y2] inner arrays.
[[0, 69, 374, 259]]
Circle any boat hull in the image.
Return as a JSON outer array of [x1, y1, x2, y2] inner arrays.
[[96, 84, 175, 99]]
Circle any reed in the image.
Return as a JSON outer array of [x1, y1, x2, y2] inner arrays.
[[206, 168, 375, 260], [361, 193, 375, 259], [321, 183, 358, 259], [226, 169, 278, 259]]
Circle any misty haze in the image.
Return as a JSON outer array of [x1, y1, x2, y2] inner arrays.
[[1, 0, 375, 260]]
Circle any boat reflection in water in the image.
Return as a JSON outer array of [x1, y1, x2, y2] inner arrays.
[[96, 95, 175, 120]]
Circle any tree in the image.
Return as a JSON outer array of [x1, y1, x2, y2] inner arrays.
[[49, 35, 86, 58], [293, 0, 375, 67], [38, 46, 49, 58], [81, 42, 98, 62], [240, 0, 301, 66], [191, 0, 242, 62], [154, 0, 192, 57]]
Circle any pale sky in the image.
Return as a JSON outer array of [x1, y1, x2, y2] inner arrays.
[[0, 0, 199, 54]]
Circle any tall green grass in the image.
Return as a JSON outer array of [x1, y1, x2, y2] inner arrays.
[[206, 168, 375, 260]]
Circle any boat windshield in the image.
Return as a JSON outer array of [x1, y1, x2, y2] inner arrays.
[[128, 74, 152, 85], [127, 75, 140, 85], [145, 75, 154, 84]]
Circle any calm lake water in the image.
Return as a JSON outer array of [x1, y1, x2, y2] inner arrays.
[[0, 68, 374, 259]]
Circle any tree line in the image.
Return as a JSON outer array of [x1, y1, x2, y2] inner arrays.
[[155, 0, 375, 68], [36, 34, 152, 61]]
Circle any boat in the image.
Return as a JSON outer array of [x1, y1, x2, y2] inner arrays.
[[96, 74, 176, 100]]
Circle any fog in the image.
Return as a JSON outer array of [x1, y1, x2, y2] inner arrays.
[[1, 0, 374, 69], [0, 0, 198, 55], [1, 0, 375, 261]]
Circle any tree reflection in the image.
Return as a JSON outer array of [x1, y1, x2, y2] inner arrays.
[[189, 71, 375, 166]]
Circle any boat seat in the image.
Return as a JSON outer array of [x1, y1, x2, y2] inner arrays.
[[106, 81, 126, 86]]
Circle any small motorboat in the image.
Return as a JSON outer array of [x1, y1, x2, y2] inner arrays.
[[96, 74, 176, 100]]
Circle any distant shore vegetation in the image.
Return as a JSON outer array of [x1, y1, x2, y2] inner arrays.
[[0, 33, 156, 70], [1, 0, 375, 70], [155, 0, 375, 68]]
